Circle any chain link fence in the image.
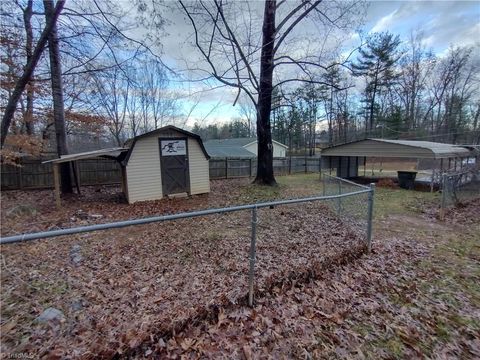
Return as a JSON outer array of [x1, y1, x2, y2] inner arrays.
[[321, 173, 374, 249], [440, 168, 480, 219], [1, 175, 374, 357]]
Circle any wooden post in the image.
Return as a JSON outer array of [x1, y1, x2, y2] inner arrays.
[[120, 165, 128, 198], [363, 156, 366, 177], [249, 158, 252, 177], [72, 161, 81, 194], [53, 163, 61, 208]]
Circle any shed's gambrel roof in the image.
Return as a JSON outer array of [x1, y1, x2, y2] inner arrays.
[[321, 138, 472, 159], [43, 126, 211, 165], [123, 125, 210, 165]]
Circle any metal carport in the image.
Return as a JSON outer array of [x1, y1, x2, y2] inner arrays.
[[320, 139, 477, 189]]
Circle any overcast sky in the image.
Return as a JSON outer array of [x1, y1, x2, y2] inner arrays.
[[136, 0, 480, 127]]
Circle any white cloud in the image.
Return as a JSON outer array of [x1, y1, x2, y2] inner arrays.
[[370, 10, 397, 33]]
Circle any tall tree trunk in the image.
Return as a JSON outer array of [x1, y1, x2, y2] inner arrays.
[[254, 0, 276, 185], [0, 0, 65, 148], [23, 0, 34, 135], [44, 0, 72, 193]]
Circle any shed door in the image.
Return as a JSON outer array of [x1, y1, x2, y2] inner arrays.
[[159, 138, 189, 195]]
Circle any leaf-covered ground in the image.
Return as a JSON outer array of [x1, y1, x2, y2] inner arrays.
[[1, 175, 368, 357], [1, 176, 479, 358], [139, 189, 479, 359]]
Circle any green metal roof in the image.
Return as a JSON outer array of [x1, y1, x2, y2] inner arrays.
[[204, 139, 256, 158]]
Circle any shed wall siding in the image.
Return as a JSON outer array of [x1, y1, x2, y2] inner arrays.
[[126, 136, 163, 203], [188, 137, 210, 195], [126, 129, 210, 203]]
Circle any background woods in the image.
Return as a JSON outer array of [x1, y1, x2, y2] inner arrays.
[[1, 1, 479, 180]]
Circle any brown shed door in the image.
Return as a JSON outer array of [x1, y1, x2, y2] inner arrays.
[[159, 138, 189, 195]]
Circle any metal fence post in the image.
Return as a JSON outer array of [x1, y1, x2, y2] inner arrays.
[[366, 183, 375, 253], [440, 173, 447, 221], [248, 206, 258, 307], [337, 180, 342, 215], [322, 174, 326, 196]]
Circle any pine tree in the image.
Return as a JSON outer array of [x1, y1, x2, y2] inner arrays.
[[352, 32, 401, 133]]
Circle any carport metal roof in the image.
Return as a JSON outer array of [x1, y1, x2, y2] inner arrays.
[[321, 139, 472, 159], [42, 147, 128, 164]]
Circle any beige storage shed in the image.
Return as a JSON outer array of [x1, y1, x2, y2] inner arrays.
[[44, 126, 210, 205], [123, 126, 210, 203]]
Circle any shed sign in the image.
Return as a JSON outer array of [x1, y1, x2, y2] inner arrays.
[[160, 139, 186, 156]]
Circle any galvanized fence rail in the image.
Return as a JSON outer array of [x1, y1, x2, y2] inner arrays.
[[1, 176, 374, 308]]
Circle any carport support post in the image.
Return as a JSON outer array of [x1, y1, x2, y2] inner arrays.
[[366, 183, 375, 253], [430, 168, 435, 192], [440, 173, 447, 221], [53, 163, 61, 208], [248, 206, 258, 307]]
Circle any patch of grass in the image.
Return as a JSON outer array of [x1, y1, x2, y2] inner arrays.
[[238, 173, 323, 202], [374, 187, 439, 218], [434, 319, 451, 341], [276, 173, 322, 187], [30, 278, 69, 296], [241, 183, 282, 202], [449, 313, 479, 329], [352, 323, 375, 337], [368, 336, 405, 358]]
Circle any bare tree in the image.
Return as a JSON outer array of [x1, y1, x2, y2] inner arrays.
[[395, 32, 433, 131], [91, 65, 131, 145], [44, 0, 73, 193], [176, 0, 364, 185], [0, 0, 65, 148]]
